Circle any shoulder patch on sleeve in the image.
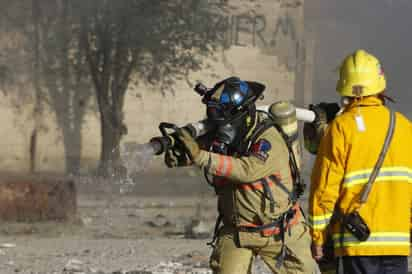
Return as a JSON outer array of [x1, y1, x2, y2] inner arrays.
[[251, 139, 271, 162]]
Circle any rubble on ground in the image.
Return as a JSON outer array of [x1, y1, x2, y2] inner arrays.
[[61, 256, 274, 274]]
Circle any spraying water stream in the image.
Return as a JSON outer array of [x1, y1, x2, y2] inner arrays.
[[119, 142, 158, 193]]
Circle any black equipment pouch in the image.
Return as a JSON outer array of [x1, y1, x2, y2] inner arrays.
[[342, 211, 370, 241]]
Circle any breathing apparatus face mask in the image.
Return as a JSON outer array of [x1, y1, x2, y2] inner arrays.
[[194, 77, 265, 154], [211, 123, 237, 154], [206, 101, 250, 154], [205, 79, 251, 154]]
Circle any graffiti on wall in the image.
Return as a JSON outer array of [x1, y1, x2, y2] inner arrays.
[[189, 0, 302, 71], [202, 0, 298, 49]]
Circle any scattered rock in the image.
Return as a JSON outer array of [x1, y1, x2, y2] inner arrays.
[[81, 217, 93, 226], [64, 259, 84, 272], [146, 214, 172, 228], [127, 213, 138, 218], [0, 243, 16, 248], [184, 219, 210, 239], [175, 251, 209, 268]]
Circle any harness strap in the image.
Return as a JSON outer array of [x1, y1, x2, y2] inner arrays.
[[269, 174, 293, 201], [276, 213, 288, 268], [236, 204, 299, 269], [261, 177, 275, 213], [237, 204, 300, 235], [276, 206, 297, 268], [207, 213, 223, 248], [246, 117, 304, 202]]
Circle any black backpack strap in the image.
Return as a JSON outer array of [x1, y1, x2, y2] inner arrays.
[[246, 118, 305, 202], [245, 119, 274, 154], [272, 123, 304, 202], [269, 174, 293, 201], [207, 213, 223, 248], [261, 177, 276, 213]]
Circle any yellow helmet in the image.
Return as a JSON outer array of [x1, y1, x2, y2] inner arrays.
[[336, 49, 386, 97]]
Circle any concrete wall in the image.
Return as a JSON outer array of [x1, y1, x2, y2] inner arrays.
[[0, 0, 305, 174]]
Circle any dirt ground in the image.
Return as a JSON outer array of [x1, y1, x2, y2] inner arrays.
[[0, 173, 277, 274], [0, 173, 410, 274]]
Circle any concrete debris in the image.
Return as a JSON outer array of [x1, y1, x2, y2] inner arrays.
[[0, 179, 77, 222], [58, 260, 213, 274], [146, 214, 173, 228], [64, 259, 84, 272], [0, 242, 16, 248], [184, 219, 210, 239], [81, 217, 93, 226], [142, 261, 212, 274]]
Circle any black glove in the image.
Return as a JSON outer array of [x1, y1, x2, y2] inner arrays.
[[303, 102, 340, 155], [315, 102, 340, 122], [175, 129, 201, 163], [164, 132, 193, 168], [165, 148, 190, 168]]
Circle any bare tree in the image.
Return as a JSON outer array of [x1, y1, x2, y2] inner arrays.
[[0, 0, 226, 177], [0, 0, 94, 174], [32, 0, 94, 174]]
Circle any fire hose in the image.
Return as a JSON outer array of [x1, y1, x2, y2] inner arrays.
[[148, 100, 342, 169], [150, 103, 316, 155]]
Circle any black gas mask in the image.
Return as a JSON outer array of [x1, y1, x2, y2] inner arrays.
[[194, 77, 265, 155]]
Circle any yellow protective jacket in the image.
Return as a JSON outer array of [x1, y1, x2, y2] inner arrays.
[[309, 96, 412, 256]]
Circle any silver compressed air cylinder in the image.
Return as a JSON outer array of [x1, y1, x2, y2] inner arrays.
[[269, 101, 302, 170]]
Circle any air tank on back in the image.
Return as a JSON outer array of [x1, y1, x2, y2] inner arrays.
[[269, 101, 302, 170]]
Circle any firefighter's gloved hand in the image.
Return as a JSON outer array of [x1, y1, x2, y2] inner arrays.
[[310, 102, 340, 127], [165, 147, 193, 168], [317, 102, 340, 122], [165, 150, 180, 168], [311, 243, 324, 261], [310, 104, 328, 128], [304, 104, 327, 155], [176, 129, 201, 163]]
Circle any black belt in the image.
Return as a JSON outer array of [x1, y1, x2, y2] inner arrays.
[[237, 218, 282, 233], [237, 206, 297, 233], [237, 206, 297, 269]]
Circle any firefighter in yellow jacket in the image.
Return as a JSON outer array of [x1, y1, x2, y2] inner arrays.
[[174, 77, 317, 274], [309, 49, 412, 274]]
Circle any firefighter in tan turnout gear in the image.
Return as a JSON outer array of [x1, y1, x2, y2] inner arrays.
[[174, 77, 317, 274], [309, 49, 412, 274]]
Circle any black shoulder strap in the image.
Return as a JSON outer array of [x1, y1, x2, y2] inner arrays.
[[246, 119, 274, 152], [359, 109, 396, 204], [246, 118, 304, 202], [272, 123, 304, 202]]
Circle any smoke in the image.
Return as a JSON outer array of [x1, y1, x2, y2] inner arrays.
[[306, 0, 412, 118]]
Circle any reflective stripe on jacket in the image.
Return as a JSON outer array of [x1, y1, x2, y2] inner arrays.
[[196, 124, 294, 229], [309, 96, 412, 256]]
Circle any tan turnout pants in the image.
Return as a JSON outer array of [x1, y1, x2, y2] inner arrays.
[[210, 221, 317, 274]]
